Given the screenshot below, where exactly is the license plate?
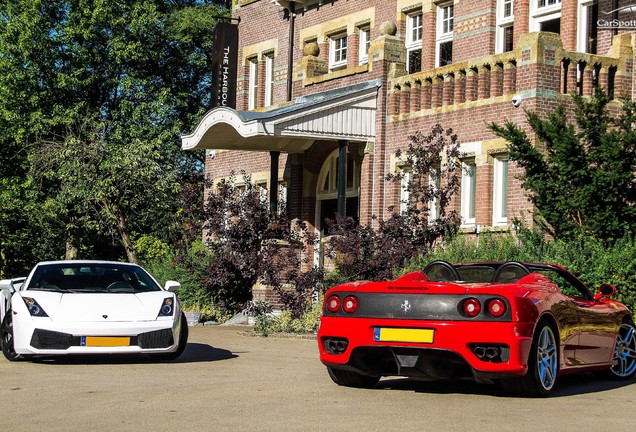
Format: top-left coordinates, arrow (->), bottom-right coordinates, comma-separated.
373,328 -> 434,343
81,336 -> 130,347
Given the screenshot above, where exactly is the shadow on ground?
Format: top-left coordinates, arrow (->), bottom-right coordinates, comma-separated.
31,343 -> 237,365
375,372 -> 636,398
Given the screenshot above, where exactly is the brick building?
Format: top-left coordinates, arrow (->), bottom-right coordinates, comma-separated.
182,0 -> 636,274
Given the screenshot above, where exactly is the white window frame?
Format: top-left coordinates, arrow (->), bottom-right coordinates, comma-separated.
329,33 -> 348,71
530,0 -> 561,32
460,160 -> 476,226
577,0 -> 597,53
436,2 -> 454,67
399,169 -> 411,215
406,11 -> 423,73
428,167 -> 440,222
264,53 -> 274,107
492,157 -> 509,226
257,182 -> 268,206
496,0 -> 515,54
278,181 -> 287,208
247,56 -> 258,110
359,27 -> 371,65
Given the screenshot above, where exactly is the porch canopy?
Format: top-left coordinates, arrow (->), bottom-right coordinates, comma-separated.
181,79 -> 380,153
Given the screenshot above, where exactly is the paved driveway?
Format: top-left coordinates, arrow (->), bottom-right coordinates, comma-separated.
1,325 -> 635,432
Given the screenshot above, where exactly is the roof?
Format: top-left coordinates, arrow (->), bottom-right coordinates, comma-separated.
181,79 -> 381,153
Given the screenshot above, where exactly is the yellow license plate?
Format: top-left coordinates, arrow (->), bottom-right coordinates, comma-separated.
373,328 -> 434,343
81,336 -> 130,347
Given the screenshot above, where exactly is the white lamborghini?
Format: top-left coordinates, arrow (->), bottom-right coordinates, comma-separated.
0,261 -> 188,361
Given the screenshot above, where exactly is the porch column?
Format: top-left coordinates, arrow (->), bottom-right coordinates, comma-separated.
337,140 -> 348,217
269,151 -> 280,214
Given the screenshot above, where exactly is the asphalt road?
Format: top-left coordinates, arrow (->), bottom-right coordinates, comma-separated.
2,325 -> 636,432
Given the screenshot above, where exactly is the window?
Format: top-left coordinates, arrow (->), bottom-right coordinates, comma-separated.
330,33 -> 348,71
358,27 -> 371,65
429,167 -> 441,222
460,161 -> 476,226
436,3 -> 454,67
406,12 -> 423,73
256,182 -> 268,206
400,169 -> 411,215
531,0 -> 561,33
496,0 -> 514,53
492,157 -> 509,225
264,53 -> 274,107
577,0 -> 598,54
247,56 -> 258,110
278,181 -> 287,208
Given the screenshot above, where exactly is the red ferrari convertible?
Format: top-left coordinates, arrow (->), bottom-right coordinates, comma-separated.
318,261 -> 636,396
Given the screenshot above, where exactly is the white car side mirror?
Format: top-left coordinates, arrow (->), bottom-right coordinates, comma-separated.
164,280 -> 181,292
0,279 -> 16,293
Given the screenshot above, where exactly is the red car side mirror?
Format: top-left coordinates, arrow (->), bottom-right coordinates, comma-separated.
594,283 -> 616,301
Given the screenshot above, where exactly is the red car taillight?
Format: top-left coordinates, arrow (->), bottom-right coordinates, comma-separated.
462,298 -> 481,317
487,299 -> 506,318
342,295 -> 359,314
326,295 -> 341,313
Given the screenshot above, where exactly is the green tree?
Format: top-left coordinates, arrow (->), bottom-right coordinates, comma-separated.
0,0 -> 224,266
489,89 -> 636,241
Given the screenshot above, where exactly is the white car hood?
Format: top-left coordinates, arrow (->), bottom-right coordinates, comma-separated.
22,291 -> 173,322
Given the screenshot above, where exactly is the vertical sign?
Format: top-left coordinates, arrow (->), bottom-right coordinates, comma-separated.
211,22 -> 238,109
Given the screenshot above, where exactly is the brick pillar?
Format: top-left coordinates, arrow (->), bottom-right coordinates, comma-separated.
513,0 -> 529,49
475,162 -> 494,227
289,154 -> 304,221
400,84 -> 411,114
431,76 -> 442,108
421,79 -> 432,109
466,68 -> 478,101
422,10 -> 436,71
600,66 -> 609,92
319,41 -> 329,64
582,64 -> 593,96
490,63 -> 504,97
348,33 -> 359,69
410,81 -> 422,111
567,60 -> 578,94
503,62 -> 516,94
454,71 -> 466,104
442,74 -> 454,106
561,0 -> 578,51
257,57 -> 266,108
478,66 -> 491,99
389,87 -> 400,115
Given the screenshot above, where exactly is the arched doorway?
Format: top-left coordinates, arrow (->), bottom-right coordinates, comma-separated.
315,148 -> 361,236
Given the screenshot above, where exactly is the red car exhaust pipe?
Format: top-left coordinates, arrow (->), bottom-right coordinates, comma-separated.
474,346 -> 486,358
486,347 -> 500,359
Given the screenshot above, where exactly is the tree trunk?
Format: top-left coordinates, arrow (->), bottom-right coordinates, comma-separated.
112,204 -> 138,264
65,221 -> 80,260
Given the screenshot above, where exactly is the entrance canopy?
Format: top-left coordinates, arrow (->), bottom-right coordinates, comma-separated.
181,79 -> 380,153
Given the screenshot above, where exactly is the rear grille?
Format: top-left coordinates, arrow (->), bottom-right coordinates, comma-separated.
138,328 -> 174,349
30,329 -> 74,349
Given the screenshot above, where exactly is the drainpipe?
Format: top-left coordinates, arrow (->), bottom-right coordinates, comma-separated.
612,0 -> 618,38
287,2 -> 295,101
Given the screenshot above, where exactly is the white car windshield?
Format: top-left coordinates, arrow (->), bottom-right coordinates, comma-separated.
26,263 -> 162,293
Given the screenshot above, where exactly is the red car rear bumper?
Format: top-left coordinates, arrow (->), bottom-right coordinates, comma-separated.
318,316 -> 535,378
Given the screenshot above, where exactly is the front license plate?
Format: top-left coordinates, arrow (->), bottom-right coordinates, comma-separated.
373,328 -> 434,343
81,336 -> 130,347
